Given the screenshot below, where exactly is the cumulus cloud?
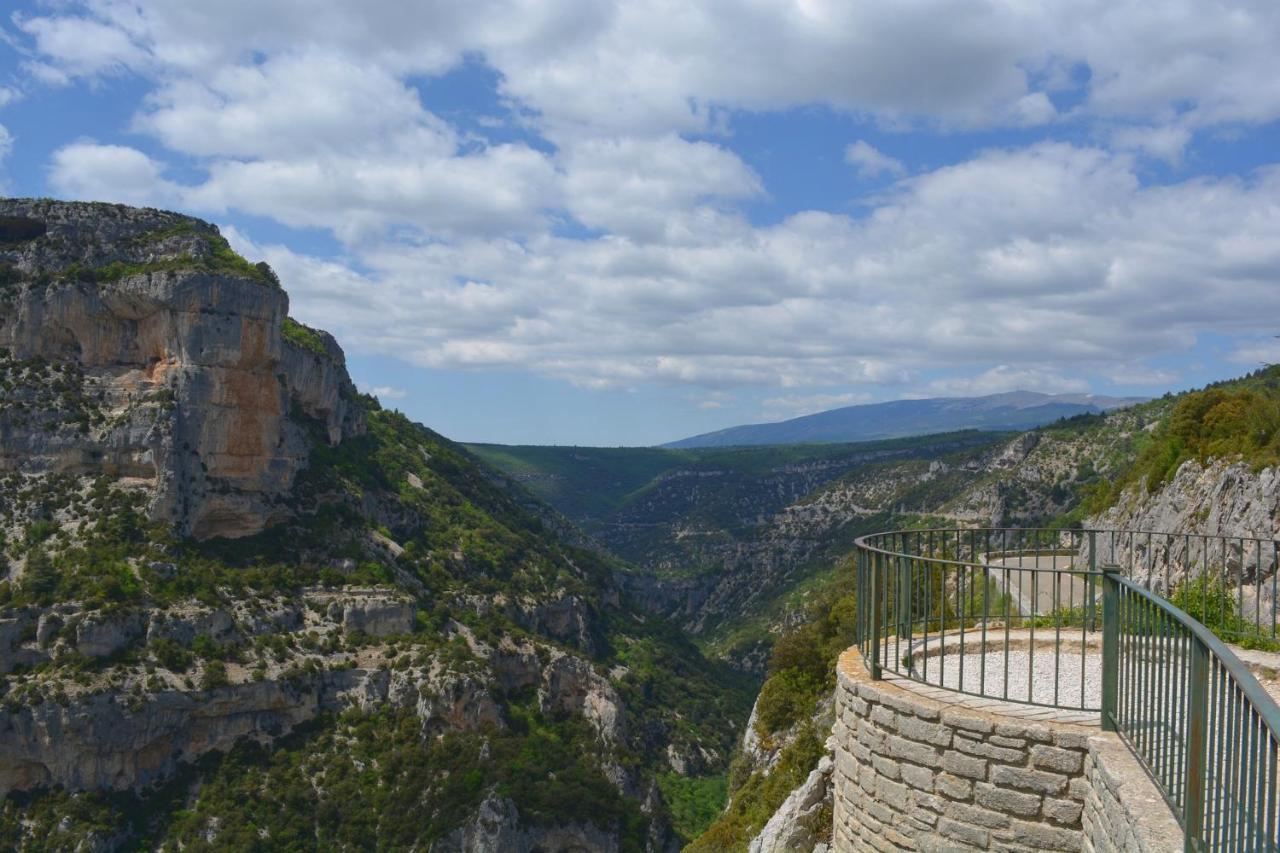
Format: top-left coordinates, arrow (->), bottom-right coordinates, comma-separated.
761,392 -> 873,418
367,385 -> 408,400
207,144 -> 1280,392
844,141 -> 905,179
21,0 -> 1280,137
15,2 -> 1280,399
49,142 -> 183,207
925,366 -> 1090,397
16,12 -> 148,84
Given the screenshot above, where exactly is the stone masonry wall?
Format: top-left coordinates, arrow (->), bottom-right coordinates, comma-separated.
833,647 -> 1186,852
833,648 -> 1091,852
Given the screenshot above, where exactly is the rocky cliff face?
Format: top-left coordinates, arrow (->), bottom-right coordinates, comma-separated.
0,201 -> 750,851
1091,458 -> 1280,543
0,199 -> 362,541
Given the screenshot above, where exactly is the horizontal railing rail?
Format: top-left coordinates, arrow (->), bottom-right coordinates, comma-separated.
853,527 -> 1280,852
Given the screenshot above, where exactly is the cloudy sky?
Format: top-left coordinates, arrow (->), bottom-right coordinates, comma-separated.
2,1 -> 1279,444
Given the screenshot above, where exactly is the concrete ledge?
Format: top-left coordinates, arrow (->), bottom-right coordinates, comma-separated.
1081,734 -> 1184,853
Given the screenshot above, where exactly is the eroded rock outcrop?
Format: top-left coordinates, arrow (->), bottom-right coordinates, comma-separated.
432,791 -> 621,853
0,199 -> 363,540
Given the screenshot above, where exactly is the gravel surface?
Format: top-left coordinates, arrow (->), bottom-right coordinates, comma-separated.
917,649 -> 1102,708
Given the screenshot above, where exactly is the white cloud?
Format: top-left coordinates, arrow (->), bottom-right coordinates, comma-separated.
207,144 -> 1277,393
16,3 -> 1280,399
48,142 -> 182,206
21,1 -> 1280,138
1227,340 -> 1280,366
761,392 -> 873,418
368,385 -> 408,400
925,366 -> 1091,397
1111,124 -> 1193,164
0,124 -> 12,192
16,12 -> 148,84
561,135 -> 761,241
844,141 -> 905,179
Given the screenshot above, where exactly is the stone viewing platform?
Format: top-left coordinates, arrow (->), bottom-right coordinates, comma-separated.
833,646 -> 1183,852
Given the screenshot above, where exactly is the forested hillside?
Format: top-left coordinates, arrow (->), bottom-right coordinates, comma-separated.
0,200 -> 753,851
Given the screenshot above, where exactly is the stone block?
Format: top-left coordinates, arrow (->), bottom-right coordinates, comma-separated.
974,782 -> 1041,816
885,734 -> 940,766
867,799 -> 897,825
912,703 -> 941,721
988,734 -> 1026,749
1042,796 -> 1083,825
899,714 -> 953,747
954,734 -> 1025,763
994,818 -> 1081,851
938,817 -> 989,848
995,720 -> 1052,742
871,704 -> 898,729
941,750 -> 988,780
936,772 -> 973,801
1030,744 -> 1084,774
1067,776 -> 1091,802
873,755 -> 902,781
902,763 -> 935,791
1052,729 -> 1091,751
909,807 -> 940,828
990,765 -> 1068,796
946,800 -> 1012,829
942,709 -> 995,734
878,776 -> 912,811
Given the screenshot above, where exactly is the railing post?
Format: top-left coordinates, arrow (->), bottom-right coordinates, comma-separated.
1087,529 -> 1098,632
869,551 -> 883,680
1101,564 -> 1119,732
1183,637 -> 1210,852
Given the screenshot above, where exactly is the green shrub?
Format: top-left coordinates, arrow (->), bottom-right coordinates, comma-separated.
282,315 -> 327,356
656,773 -> 728,842
200,660 -> 228,690
151,638 -> 193,672
686,724 -> 825,852
1125,379 -> 1280,496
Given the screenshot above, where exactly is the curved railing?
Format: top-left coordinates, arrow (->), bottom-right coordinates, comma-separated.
853,527 -> 1280,851
854,527 -> 1105,710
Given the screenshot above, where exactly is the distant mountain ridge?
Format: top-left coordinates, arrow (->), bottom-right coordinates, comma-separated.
663,390 -> 1147,448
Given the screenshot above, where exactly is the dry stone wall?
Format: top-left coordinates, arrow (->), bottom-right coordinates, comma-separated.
832,647 -> 1179,852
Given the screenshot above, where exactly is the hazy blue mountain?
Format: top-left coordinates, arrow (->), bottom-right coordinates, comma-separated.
663,390 -> 1147,448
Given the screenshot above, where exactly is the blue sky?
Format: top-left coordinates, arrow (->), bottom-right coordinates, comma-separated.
2,1 -> 1279,445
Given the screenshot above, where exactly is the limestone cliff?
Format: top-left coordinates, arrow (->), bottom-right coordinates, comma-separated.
0,199 -> 362,540
0,200 -> 750,851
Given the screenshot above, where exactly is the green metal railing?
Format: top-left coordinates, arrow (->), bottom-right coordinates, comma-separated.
855,528 -> 1105,710
853,527 -> 1280,852
1105,571 -> 1280,851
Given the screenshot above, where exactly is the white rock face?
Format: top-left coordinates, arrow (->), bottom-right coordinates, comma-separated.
539,652 -> 626,744
0,199 -> 364,540
74,610 -> 145,659
748,756 -> 833,853
1083,458 -> 1280,601
310,589 -> 417,637
431,792 -> 620,853
1092,458 -> 1280,544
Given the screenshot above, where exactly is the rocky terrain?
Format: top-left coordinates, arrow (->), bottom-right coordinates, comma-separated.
0,200 -> 753,851
479,406 -> 1162,671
